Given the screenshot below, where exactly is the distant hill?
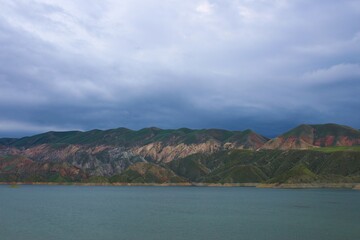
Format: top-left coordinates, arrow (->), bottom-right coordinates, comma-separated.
0,123 -> 359,184
262,123 -> 360,150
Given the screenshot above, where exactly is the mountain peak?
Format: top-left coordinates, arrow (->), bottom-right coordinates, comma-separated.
262,123 -> 360,149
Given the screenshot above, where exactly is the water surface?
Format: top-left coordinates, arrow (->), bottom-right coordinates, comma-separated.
0,185 -> 359,240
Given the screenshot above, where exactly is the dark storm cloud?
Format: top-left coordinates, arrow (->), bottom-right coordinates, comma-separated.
0,0 -> 360,137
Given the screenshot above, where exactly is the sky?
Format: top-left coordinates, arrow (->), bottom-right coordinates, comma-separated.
0,0 -> 360,138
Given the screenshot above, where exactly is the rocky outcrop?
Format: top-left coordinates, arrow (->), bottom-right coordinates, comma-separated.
131,140 -> 222,163
313,136 -> 360,147
130,131 -> 268,162
0,144 -> 145,179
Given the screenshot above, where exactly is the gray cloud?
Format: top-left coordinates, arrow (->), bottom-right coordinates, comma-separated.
0,0 -> 360,137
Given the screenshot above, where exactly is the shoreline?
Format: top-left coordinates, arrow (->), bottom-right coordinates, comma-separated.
1,182 -> 360,189
257,183 -> 360,190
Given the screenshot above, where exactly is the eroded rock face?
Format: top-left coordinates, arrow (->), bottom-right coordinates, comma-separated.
0,144 -> 145,179
0,146 -> 22,155
261,136 -> 314,150
262,135 -> 360,150
131,140 -> 223,163
130,132 -> 269,163
313,136 -> 360,147
24,144 -> 82,162
0,137 -> 267,181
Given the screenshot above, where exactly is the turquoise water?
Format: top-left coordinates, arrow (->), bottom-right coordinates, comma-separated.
0,185 -> 359,240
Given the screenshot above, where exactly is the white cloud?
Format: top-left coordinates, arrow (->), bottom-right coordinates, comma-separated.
196,1 -> 214,14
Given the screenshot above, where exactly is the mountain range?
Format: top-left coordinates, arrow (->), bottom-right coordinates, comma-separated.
1,123 -> 360,184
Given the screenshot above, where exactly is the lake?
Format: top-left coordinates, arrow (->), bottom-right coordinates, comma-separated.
0,185 -> 359,240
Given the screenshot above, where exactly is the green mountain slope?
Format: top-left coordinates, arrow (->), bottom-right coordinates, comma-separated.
109,162 -> 185,183
167,149 -> 360,184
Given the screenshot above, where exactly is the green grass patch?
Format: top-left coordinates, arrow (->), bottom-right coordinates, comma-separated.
311,146 -> 360,153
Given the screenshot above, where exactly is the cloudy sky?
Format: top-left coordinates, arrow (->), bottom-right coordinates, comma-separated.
0,0 -> 359,137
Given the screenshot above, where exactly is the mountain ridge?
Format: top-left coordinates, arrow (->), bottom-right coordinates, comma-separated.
1,123 -> 360,184
2,123 -> 360,150
1,127 -> 268,148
